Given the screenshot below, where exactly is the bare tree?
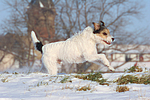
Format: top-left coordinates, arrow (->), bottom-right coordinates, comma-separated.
0,0 -> 57,68
55,0 -> 144,43
27,0 -> 57,43
0,0 -> 32,67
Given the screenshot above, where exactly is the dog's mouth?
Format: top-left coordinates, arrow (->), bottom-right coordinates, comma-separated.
103,40 -> 111,45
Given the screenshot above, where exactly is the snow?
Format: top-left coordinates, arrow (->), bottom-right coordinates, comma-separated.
111,62 -> 150,71
0,69 -> 150,100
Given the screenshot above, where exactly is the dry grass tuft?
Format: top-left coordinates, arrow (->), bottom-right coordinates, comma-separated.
116,86 -> 129,92
62,85 -> 73,90
77,85 -> 91,91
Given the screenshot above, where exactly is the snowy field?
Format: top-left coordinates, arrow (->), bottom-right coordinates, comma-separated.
0,68 -> 150,100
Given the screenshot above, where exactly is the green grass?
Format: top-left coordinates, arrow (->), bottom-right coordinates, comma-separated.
125,66 -> 143,73
114,74 -> 150,85
36,81 -> 49,87
75,72 -> 109,86
1,78 -> 8,83
60,76 -> 72,83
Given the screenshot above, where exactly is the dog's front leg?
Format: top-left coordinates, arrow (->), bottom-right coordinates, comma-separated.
96,54 -> 115,71
85,54 -> 115,71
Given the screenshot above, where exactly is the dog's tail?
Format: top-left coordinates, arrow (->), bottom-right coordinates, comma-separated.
31,31 -> 43,53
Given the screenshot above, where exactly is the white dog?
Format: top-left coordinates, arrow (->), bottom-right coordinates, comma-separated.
31,21 -> 115,75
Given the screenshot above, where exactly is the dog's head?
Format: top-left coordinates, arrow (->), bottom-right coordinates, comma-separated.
93,21 -> 114,45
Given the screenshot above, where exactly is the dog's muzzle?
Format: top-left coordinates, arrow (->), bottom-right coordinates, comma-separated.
103,40 -> 111,45
103,38 -> 114,45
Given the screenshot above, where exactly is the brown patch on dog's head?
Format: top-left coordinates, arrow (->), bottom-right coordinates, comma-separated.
95,29 -> 110,40
93,21 -> 110,38
93,21 -> 114,45
93,21 -> 107,33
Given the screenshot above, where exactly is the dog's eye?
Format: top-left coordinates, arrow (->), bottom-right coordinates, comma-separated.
103,32 -> 107,35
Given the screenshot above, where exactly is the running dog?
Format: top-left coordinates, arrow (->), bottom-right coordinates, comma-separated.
31,21 -> 115,75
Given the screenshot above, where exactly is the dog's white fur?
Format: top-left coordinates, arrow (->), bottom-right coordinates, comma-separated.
31,26 -> 115,75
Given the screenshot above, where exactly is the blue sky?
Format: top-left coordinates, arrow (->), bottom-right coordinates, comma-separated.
143,0 -> 150,27
123,0 -> 150,33
0,0 -> 150,36
137,0 -> 150,30
0,1 -> 10,23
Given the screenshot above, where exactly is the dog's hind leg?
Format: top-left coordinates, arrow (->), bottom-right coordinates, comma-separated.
47,62 -> 57,75
42,56 -> 57,75
40,63 -> 48,73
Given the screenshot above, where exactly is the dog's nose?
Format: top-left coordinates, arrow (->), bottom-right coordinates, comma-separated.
112,38 -> 115,41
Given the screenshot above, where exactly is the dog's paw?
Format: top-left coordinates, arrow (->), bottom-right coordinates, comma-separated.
108,66 -> 115,72
110,69 -> 115,72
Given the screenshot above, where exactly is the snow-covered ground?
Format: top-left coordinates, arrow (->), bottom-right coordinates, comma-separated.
0,68 -> 150,100
111,62 -> 150,71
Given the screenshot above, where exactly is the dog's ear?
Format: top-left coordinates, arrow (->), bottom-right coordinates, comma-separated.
92,22 -> 100,30
100,21 -> 105,26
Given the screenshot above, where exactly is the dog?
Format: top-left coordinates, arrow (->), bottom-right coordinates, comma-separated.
31,21 -> 115,75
